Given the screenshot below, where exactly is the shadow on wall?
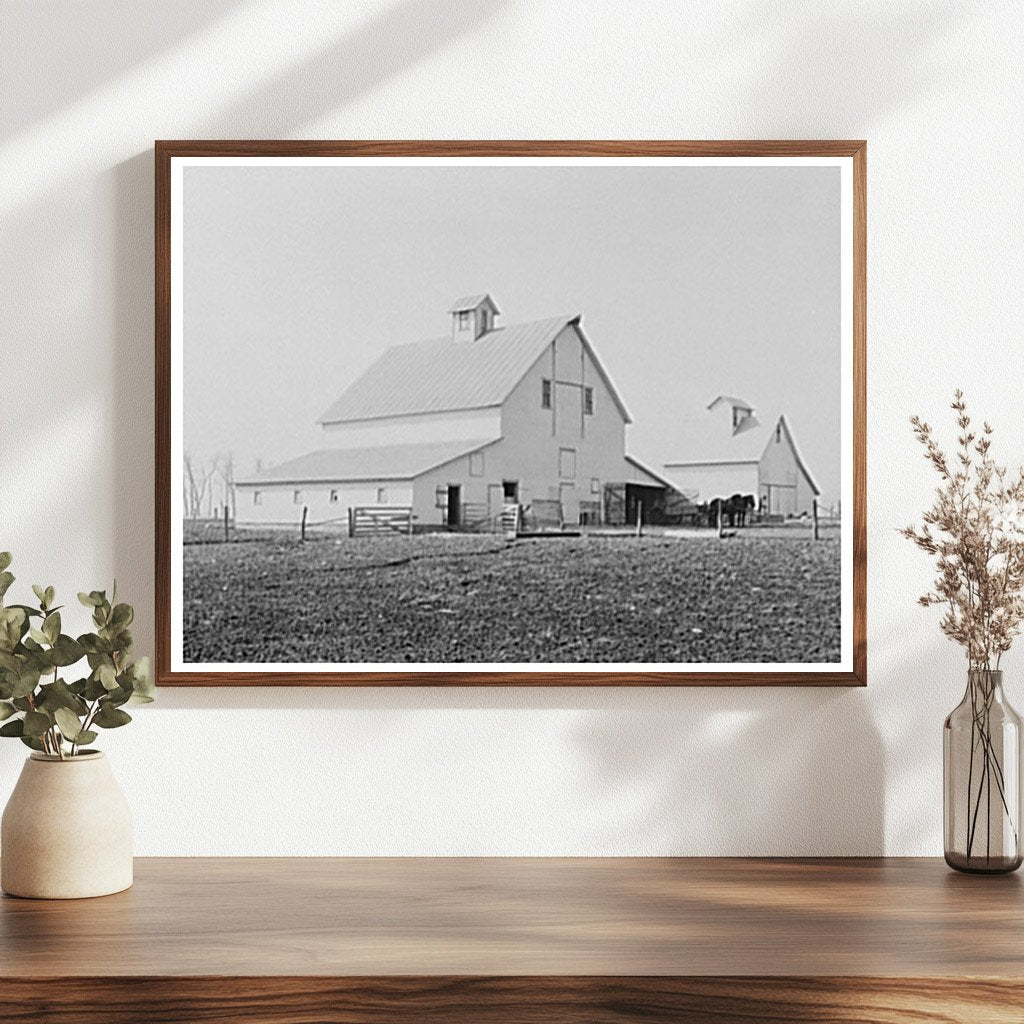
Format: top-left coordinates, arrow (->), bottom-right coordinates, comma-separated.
571,687 -> 885,855
0,2 -> 243,138
102,0 -> 507,656
147,680 -> 886,856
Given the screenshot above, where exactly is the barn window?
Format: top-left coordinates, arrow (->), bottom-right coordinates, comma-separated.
253,491 -> 262,506
458,310 -> 471,328
292,490 -> 302,505
469,451 -> 485,477
541,378 -> 552,409
584,387 -> 594,416
480,309 -> 490,332
329,489 -> 339,504
591,477 -> 601,495
559,448 -> 576,480
376,487 -> 388,504
775,423 -> 782,443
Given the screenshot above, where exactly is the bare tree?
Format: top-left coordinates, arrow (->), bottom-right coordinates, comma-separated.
183,452 -> 216,520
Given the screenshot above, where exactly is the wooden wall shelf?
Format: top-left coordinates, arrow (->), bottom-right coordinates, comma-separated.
1,857 -> 1021,1022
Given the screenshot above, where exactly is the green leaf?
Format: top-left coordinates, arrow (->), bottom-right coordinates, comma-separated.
7,604 -> 42,619
92,705 -> 131,729
83,675 -> 108,701
0,572 -> 14,601
42,611 -> 60,644
0,607 -> 26,651
127,657 -> 153,698
78,592 -> 100,608
0,719 -> 24,737
79,634 -> 112,655
31,584 -> 46,606
110,603 -> 133,630
44,586 -> 55,608
19,734 -> 45,752
49,635 -> 85,668
104,684 -> 132,708
53,707 -> 84,741
11,665 -> 41,699
98,663 -> 118,690
36,678 -> 88,716
22,711 -> 51,738
0,701 -> 16,721
28,627 -> 49,646
74,730 -> 97,747
0,553 -> 11,573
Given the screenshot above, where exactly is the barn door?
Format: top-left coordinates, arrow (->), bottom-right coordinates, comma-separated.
447,484 -> 461,526
559,483 -> 579,526
487,484 -> 504,520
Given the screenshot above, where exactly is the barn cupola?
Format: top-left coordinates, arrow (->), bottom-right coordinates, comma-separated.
707,394 -> 757,435
449,294 -> 500,341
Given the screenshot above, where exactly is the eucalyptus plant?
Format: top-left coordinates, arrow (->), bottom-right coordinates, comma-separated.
0,552 -> 153,759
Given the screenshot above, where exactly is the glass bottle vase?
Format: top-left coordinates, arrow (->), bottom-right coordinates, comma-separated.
944,669 -> 1023,873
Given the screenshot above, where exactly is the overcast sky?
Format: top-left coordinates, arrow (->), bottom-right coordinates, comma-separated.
183,162 -> 841,504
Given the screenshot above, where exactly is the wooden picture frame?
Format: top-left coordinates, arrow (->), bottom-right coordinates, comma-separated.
156,140 -> 866,686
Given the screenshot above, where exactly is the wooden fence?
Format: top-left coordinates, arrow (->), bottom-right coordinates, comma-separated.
347,506 -> 414,538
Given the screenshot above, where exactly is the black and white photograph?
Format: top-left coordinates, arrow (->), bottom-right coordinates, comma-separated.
161,146 -> 862,683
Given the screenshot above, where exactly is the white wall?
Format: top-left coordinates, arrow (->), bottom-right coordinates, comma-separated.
2,0 -> 1022,855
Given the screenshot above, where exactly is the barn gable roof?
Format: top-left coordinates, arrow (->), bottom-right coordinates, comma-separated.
318,315 -> 632,424
236,439 -> 496,485
665,409 -> 821,496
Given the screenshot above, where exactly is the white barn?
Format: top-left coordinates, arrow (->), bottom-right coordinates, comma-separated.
662,395 -> 821,516
235,295 -> 668,529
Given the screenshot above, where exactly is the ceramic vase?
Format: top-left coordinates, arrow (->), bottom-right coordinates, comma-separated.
1,751 -> 133,898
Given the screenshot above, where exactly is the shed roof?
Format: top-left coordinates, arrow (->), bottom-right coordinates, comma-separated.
318,315 -> 631,424
236,439 -> 495,486
666,409 -> 772,465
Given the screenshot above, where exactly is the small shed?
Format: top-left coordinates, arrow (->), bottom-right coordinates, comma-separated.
662,395 -> 821,516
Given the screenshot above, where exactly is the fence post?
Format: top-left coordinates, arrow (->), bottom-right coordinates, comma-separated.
812,498 -> 820,541
223,504 -> 230,543
301,505 -> 308,542
635,500 -> 643,539
717,501 -> 723,539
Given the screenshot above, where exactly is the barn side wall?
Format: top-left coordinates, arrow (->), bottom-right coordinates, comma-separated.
235,479 -> 415,528
495,323 -> 631,522
758,425 -> 817,515
661,461 -> 759,502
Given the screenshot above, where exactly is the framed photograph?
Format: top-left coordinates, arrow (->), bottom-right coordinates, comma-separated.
156,141 -> 865,686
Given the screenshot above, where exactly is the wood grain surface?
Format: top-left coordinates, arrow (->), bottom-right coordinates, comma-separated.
1,857 -> 1020,1023
154,139 -> 867,688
